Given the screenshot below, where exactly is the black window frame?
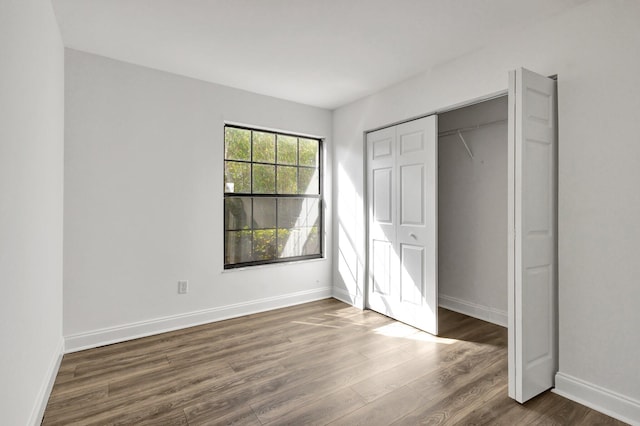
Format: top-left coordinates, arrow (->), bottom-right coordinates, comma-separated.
223,124 -> 323,269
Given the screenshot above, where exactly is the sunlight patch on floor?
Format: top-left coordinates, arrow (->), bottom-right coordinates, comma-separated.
291,321 -> 341,329
373,322 -> 458,344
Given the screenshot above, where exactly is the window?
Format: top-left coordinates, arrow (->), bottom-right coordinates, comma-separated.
224,125 -> 322,268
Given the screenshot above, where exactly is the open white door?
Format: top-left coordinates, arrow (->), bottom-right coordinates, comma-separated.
366,115 -> 438,335
508,68 -> 558,403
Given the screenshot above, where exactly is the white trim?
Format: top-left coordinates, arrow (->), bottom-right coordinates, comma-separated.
507,69 -> 517,400
439,294 -> 507,327
332,287 -> 363,308
29,337 -> 64,426
65,287 -> 331,353
554,372 -> 640,425
223,120 -> 324,140
221,256 -> 327,274
364,90 -> 508,134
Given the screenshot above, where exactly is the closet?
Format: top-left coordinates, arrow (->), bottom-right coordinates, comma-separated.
437,96 -> 508,327
365,98 -> 508,338
365,68 -> 558,404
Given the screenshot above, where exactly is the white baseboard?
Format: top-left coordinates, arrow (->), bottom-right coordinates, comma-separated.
332,287 -> 363,309
65,287 -> 332,353
30,336 -> 64,426
554,372 -> 640,425
438,294 -> 507,327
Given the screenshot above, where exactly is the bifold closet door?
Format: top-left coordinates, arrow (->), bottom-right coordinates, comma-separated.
508,68 -> 558,403
367,115 -> 438,335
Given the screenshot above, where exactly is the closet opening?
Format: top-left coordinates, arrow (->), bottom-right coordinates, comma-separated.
437,95 -> 509,337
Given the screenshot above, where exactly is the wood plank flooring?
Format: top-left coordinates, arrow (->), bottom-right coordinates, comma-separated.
43,298 -> 626,425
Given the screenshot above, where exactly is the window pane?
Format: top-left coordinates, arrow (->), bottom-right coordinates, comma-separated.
277,198 -> 319,229
225,127 -> 251,161
277,228 -> 296,258
299,198 -> 320,228
225,161 -> 251,193
277,166 -> 297,194
299,138 -> 318,166
298,167 -> 319,194
276,199 -> 320,258
254,229 -> 276,261
277,198 -> 304,229
253,197 -> 276,229
253,164 -> 275,193
253,131 -> 275,164
225,197 -> 251,230
277,227 -> 319,258
277,135 -> 297,165
302,226 -> 320,255
225,230 -> 252,264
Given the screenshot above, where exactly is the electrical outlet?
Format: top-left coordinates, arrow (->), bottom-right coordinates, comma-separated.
178,280 -> 188,294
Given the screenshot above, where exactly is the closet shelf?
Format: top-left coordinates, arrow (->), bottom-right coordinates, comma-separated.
438,118 -> 507,138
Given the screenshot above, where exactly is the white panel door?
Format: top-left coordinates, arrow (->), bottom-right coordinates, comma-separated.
367,126 -> 397,304
508,68 -> 558,403
367,115 -> 438,335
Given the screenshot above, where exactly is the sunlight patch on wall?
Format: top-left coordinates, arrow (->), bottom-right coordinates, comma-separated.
336,163 -> 364,297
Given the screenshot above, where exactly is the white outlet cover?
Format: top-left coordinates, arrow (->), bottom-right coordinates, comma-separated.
178,280 -> 188,294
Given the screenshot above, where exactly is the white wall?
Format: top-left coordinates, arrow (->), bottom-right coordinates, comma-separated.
64,49 -> 333,350
0,1 -> 65,424
438,97 -> 508,326
333,0 -> 640,422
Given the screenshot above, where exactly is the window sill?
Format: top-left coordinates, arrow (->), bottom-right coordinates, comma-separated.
221,256 -> 327,273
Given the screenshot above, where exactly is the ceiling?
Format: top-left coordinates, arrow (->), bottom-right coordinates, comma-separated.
52,0 -> 589,109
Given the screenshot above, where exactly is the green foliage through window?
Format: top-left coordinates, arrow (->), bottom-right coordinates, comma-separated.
224,125 -> 322,268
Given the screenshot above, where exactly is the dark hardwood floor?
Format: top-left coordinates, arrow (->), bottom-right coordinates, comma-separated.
43,298 -> 626,425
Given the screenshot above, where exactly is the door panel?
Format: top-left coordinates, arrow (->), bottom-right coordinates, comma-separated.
373,138 -> 393,158
373,168 -> 393,223
399,131 -> 424,154
367,126 -> 397,316
525,141 -> 552,233
396,116 -> 438,334
367,115 -> 438,335
400,244 -> 424,305
508,67 -> 557,403
372,240 -> 392,295
524,265 -> 551,363
400,164 -> 424,225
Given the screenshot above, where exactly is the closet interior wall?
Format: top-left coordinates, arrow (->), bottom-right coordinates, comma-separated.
437,96 -> 508,326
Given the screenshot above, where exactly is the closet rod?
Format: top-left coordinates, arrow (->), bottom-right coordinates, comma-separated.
438,118 -> 508,138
